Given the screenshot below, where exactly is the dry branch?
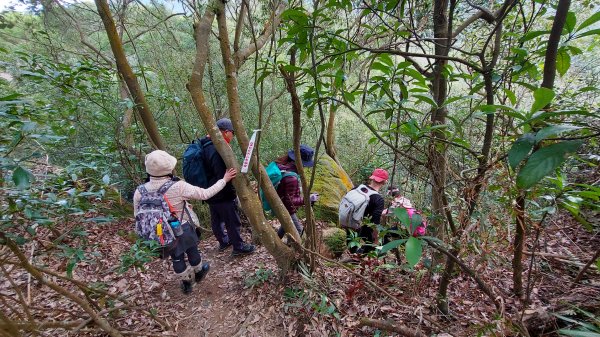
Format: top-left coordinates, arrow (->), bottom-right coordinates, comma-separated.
358,317 -> 424,337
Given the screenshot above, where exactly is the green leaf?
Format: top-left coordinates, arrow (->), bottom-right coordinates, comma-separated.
516,140 -> 583,189
574,28 -> 600,39
376,53 -> 394,67
1,93 -> 22,101
535,125 -> 581,143
557,330 -> 600,337
393,207 -> 410,226
564,11 -> 576,34
371,62 -> 391,75
520,30 -> 550,42
556,48 -> 571,77
379,238 -> 407,255
413,94 -> 437,108
12,166 -> 33,189
576,11 -> 600,32
530,87 -> 555,113
508,134 -> 535,170
342,91 -> 355,104
405,237 -> 422,267
503,88 -> 517,105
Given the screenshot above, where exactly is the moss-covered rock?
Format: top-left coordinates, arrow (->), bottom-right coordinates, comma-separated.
308,154 -> 353,223
321,227 -> 347,258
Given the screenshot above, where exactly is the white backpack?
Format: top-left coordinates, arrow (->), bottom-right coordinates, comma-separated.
338,184 -> 378,229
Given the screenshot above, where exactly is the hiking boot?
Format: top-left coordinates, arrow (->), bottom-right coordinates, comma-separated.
181,280 -> 193,294
231,243 -> 255,257
194,262 -> 210,282
218,241 -> 232,252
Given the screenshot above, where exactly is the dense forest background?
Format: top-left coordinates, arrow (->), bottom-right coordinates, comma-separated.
1,0 -> 599,336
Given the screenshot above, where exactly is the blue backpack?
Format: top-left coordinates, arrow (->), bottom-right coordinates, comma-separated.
182,139 -> 212,188
260,161 -> 300,212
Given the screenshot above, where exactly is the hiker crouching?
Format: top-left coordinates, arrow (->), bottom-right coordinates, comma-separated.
339,168 -> 388,254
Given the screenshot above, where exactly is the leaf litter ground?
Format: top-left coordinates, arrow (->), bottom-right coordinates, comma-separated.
2,211 -> 598,336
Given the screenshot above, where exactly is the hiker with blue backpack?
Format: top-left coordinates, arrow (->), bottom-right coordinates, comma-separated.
133,150 -> 237,294
267,144 -> 318,239
183,118 -> 255,256
338,168 -> 388,254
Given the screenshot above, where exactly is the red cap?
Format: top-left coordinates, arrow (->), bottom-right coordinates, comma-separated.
369,168 -> 389,183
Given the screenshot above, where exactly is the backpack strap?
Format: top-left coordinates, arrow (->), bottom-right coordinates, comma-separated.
137,185 -> 149,195
156,179 -> 177,195
277,171 -> 300,189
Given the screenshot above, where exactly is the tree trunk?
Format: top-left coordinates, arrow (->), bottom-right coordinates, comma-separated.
325,89 -> 338,162
187,1 -> 295,272
513,0 -> 571,297
430,0 -> 452,314
94,0 -> 165,150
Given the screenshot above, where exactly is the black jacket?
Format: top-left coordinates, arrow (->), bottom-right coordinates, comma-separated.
199,137 -> 236,204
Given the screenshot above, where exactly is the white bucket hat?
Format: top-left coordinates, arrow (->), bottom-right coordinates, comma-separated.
145,150 -> 177,176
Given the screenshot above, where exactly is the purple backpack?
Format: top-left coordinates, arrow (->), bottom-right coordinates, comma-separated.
135,180 -> 177,257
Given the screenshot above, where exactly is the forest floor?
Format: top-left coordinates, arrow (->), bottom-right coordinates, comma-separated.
3,210 -> 599,336
103,212 -> 600,336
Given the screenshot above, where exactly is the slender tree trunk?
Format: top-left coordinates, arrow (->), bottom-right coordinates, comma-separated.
188,1 -> 295,271
541,0 -> 571,91
325,89 -> 338,162
94,0 -> 165,150
280,49 -> 318,271
512,0 -> 570,297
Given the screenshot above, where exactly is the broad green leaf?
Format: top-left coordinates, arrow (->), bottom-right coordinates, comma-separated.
530,87 -> 555,113
13,166 -> 33,189
413,94 -> 437,108
376,53 -> 394,67
520,30 -> 550,42
334,69 -> 345,88
1,93 -> 22,101
476,104 -> 517,114
557,330 -> 600,337
556,48 -> 571,77
508,134 -> 535,170
576,11 -> 600,32
521,110 -> 595,126
535,125 -> 581,143
371,62 -> 391,75
503,88 -> 517,105
516,140 -> 583,189
393,207 -> 410,226
342,91 -> 355,104
405,237 -> 422,267
379,238 -> 407,255
564,12 -> 576,34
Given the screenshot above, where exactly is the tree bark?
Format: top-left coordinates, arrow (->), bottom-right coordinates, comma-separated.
541,0 -> 571,91
188,1 -> 295,271
513,0 -> 571,297
95,0 -> 165,150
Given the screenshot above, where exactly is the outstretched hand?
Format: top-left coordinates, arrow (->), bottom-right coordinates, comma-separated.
223,168 -> 237,182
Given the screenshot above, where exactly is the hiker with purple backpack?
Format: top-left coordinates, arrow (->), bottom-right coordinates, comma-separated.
133,150 -> 237,294
272,144 -> 319,239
